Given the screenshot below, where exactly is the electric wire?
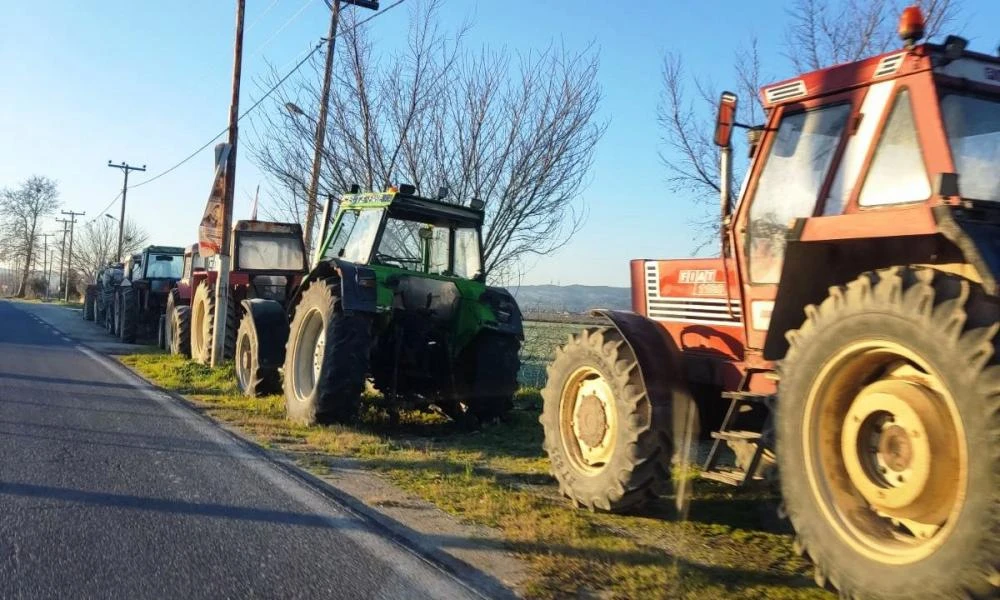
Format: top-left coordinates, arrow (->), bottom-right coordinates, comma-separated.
92,0 -> 407,218
244,0 -> 281,33
247,0 -> 317,60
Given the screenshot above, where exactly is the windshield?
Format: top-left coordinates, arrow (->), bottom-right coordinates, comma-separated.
144,254 -> 183,279
328,208 -> 383,263
236,233 -> 305,271
941,93 -> 1000,201
375,218 -> 482,279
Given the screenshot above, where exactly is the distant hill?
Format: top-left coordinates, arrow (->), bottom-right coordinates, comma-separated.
509,284 -> 631,314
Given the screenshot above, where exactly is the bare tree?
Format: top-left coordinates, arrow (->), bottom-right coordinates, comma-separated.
249,0 -> 604,281
71,217 -> 149,291
660,0 -> 961,249
0,176 -> 60,297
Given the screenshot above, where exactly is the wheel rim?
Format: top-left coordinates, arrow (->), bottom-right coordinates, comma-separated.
559,366 -> 618,474
292,308 -> 325,402
236,330 -> 251,391
802,340 -> 967,564
191,297 -> 205,356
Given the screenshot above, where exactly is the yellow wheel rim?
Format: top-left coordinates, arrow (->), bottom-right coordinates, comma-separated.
802,339 -> 967,564
559,366 -> 618,474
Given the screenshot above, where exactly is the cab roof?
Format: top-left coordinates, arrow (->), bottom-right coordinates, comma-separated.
759,43 -> 1000,109
341,191 -> 484,228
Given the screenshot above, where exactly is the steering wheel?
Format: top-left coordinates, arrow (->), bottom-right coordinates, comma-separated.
374,253 -> 422,269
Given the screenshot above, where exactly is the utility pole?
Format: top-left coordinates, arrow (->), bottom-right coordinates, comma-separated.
55,218 -> 69,295
61,210 -> 85,302
211,0 -> 245,368
107,161 -> 146,262
39,233 -> 55,300
303,0 -> 379,259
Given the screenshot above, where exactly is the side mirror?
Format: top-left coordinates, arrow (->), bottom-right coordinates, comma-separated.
418,228 -> 433,240
714,92 -> 738,148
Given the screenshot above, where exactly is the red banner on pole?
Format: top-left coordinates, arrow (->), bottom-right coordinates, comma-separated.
198,143 -> 232,257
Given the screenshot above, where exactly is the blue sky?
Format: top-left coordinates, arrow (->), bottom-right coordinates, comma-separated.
2,1 -> 997,286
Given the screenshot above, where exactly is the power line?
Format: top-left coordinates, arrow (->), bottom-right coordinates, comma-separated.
244,0 -> 281,33
119,0 -> 406,194
247,0 -> 317,60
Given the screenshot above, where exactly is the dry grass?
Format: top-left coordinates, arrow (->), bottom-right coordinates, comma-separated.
120,351 -> 832,600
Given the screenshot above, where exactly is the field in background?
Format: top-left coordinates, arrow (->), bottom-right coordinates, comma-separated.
519,320 -> 587,388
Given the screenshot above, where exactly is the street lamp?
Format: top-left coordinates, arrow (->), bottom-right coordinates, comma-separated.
284,102 -> 308,119
105,214 -> 118,221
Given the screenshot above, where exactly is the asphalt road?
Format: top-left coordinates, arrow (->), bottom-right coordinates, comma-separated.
0,300 -> 482,600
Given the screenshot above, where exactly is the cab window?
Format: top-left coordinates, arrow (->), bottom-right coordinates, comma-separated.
748,103 -> 851,283
859,90 -> 930,207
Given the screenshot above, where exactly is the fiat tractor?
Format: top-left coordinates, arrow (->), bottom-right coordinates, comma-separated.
238,185 -> 522,424
162,243 -> 204,355
180,220 -> 308,369
540,8 -> 999,599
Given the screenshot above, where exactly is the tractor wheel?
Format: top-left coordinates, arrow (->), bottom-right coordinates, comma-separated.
454,333 -> 521,423
83,290 -> 95,321
156,315 -> 167,350
235,316 -> 280,397
540,327 -> 672,512
778,267 -> 1000,600
283,279 -> 370,425
104,294 -> 116,334
164,290 -> 178,354
118,287 -> 137,343
170,306 -> 192,357
191,282 -> 236,365
95,293 -> 107,323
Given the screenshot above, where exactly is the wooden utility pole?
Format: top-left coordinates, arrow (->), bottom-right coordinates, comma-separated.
61,210 -> 85,302
107,161 -> 146,262
303,0 -> 379,259
39,233 -> 55,299
211,0 -> 245,368
55,218 -> 69,295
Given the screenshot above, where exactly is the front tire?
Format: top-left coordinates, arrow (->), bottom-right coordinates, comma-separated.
83,289 -> 96,321
778,267 -> 999,599
283,279 -> 370,425
170,306 -> 192,357
540,327 -> 673,512
236,316 -> 280,397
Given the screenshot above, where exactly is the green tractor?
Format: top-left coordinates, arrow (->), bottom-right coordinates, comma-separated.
237,185 -> 523,425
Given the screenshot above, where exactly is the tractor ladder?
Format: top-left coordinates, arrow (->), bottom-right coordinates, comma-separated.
701,388 -> 774,487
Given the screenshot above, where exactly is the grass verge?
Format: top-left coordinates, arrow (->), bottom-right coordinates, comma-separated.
120,352 -> 832,600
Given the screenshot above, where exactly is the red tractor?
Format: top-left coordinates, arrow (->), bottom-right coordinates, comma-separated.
163,243 -> 205,355
170,221 -> 307,377
540,9 -> 999,599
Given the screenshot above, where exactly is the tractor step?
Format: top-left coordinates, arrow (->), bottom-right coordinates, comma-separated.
721,391 -> 773,404
700,469 -> 752,486
710,430 -> 762,442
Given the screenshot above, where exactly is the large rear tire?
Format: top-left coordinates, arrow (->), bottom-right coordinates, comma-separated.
236,316 -> 280,397
283,279 -> 370,425
119,287 -> 137,343
191,282 -> 236,364
778,267 -> 999,599
540,327 -> 673,512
